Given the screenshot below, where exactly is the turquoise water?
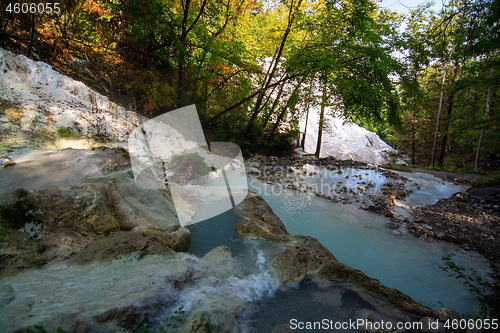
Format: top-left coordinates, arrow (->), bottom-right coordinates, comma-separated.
248,178 -> 491,316
0,149 -> 491,331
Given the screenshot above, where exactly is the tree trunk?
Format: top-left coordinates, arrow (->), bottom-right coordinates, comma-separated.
267,78 -> 304,142
438,64 -> 458,167
239,0 -> 303,139
411,121 -> 416,165
267,105 -> 290,143
177,0 -> 208,107
1,12 -> 13,47
207,73 -> 301,124
301,107 -> 310,149
301,77 -> 314,149
431,65 -> 446,168
475,68 -> 494,170
314,82 -> 327,158
26,14 -> 35,58
262,82 -> 286,130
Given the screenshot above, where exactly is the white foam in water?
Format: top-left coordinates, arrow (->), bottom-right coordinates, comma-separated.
174,248 -> 279,314
0,247 -> 281,332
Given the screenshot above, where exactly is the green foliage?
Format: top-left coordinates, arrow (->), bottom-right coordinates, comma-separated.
56,127 -> 76,138
168,153 -> 211,184
161,306 -> 185,332
32,326 -> 48,333
136,306 -> 185,333
169,153 -> 210,175
392,0 -> 500,170
439,254 -> 498,318
470,172 -> 500,188
3,0 -> 498,160
138,323 -> 149,333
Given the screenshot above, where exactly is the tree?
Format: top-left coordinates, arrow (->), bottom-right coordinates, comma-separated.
475,68 -> 494,170
431,65 -> 446,168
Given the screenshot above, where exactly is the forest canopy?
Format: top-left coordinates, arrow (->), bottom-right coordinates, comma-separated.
0,0 -> 498,170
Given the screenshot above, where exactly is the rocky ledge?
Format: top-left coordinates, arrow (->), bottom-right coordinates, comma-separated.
0,148 -> 190,277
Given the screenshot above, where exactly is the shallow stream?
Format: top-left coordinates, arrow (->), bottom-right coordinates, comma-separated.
247,166 -> 491,316
0,151 -> 493,332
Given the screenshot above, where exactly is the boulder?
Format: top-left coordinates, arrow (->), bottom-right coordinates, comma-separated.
0,156 -> 15,168
0,171 -> 188,276
178,302 -> 244,333
437,307 -> 459,322
235,191 -> 289,241
235,216 -> 289,241
272,236 -> 337,284
385,222 -> 399,230
195,245 -> 237,279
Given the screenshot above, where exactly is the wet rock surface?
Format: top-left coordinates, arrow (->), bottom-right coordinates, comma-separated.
386,164 -> 485,185
234,190 -> 290,242
318,261 -> 436,320
178,312 -> 214,333
272,236 -> 337,283
66,228 -> 181,265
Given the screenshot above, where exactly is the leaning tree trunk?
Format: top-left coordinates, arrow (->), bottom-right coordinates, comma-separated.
475,68 -> 494,170
411,121 -> 416,165
301,107 -> 310,149
431,65 -> 446,168
267,77 -> 304,142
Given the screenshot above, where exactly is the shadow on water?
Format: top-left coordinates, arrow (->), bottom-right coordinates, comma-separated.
186,209 -> 246,257
247,279 -> 390,333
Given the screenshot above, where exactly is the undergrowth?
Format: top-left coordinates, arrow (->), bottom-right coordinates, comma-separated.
470,172 -> 500,188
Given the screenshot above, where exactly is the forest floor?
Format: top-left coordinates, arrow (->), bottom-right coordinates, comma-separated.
385,164 -> 486,185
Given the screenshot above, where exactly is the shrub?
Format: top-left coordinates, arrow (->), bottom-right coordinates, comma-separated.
168,153 -> 211,184
56,127 -> 76,138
